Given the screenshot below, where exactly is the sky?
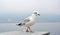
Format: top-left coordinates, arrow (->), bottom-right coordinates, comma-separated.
0,0 -> 60,22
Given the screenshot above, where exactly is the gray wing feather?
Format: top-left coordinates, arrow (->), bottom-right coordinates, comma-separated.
24,18 -> 30,23
17,18 -> 30,26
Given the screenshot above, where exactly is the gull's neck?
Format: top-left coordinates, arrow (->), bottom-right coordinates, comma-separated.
32,14 -> 36,19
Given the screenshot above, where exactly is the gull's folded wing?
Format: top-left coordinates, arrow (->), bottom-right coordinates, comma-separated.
17,18 -> 30,26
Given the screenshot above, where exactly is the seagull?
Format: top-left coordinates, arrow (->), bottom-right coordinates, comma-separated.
17,11 -> 40,32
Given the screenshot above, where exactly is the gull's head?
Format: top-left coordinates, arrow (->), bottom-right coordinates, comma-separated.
33,11 -> 40,16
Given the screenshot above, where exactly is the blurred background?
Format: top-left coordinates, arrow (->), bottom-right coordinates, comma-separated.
0,0 -> 60,35
0,0 -> 60,23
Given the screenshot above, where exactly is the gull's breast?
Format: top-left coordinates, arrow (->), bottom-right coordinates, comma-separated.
25,19 -> 36,27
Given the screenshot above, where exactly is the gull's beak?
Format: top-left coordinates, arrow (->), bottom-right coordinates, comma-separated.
38,14 -> 40,16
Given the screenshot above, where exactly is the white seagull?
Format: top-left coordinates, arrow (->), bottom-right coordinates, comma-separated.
17,11 -> 40,32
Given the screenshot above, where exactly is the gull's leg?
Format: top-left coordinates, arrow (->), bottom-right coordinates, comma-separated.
26,27 -> 29,32
28,27 -> 32,32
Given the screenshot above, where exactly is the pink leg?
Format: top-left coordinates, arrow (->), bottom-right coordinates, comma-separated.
28,27 -> 32,32
26,27 -> 32,32
26,28 -> 29,32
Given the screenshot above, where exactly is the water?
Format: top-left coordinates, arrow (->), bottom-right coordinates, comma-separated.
0,22 -> 60,35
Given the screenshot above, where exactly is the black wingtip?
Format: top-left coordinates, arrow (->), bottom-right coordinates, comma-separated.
18,24 -> 21,26
16,23 -> 22,26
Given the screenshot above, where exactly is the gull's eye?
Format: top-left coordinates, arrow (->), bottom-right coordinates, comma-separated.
34,12 -> 37,14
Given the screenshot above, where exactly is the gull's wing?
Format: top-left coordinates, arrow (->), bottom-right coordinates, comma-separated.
24,18 -> 30,23
17,18 -> 31,26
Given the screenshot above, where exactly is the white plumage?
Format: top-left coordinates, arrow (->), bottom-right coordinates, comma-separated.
17,11 -> 40,32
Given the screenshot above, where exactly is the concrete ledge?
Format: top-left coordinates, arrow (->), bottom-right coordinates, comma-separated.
0,31 -> 50,35
42,32 -> 50,35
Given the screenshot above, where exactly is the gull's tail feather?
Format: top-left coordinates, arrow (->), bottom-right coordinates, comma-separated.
17,23 -> 25,26
17,23 -> 22,26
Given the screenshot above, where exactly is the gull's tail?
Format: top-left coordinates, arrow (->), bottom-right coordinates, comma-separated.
18,23 -> 22,26
16,23 -> 25,26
